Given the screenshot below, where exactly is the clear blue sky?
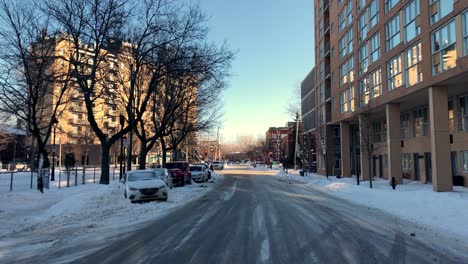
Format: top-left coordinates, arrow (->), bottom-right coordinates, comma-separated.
199,0 -> 315,142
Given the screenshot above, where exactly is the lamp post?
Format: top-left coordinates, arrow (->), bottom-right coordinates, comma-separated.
51,116 -> 59,181
119,115 -> 125,180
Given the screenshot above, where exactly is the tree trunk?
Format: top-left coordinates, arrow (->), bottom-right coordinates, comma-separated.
161,139 -> 167,168
99,143 -> 111,184
36,144 -> 49,193
139,144 -> 148,170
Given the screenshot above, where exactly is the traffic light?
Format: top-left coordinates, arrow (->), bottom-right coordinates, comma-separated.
204,150 -> 208,157
269,151 -> 273,157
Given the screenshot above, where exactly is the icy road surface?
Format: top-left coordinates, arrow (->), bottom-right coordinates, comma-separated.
17,166 -> 468,263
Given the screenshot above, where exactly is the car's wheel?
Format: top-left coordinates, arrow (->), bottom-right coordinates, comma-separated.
162,197 -> 168,201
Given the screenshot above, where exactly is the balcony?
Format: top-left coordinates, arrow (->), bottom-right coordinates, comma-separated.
68,118 -> 87,125
69,106 -> 86,113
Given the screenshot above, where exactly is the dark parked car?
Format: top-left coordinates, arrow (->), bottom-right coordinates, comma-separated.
165,161 -> 191,187
310,161 -> 317,173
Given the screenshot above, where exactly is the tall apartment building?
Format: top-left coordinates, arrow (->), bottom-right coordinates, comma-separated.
35,35 -> 138,166
311,0 -> 468,190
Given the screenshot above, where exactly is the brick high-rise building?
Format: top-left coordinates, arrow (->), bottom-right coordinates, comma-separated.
311,0 -> 468,190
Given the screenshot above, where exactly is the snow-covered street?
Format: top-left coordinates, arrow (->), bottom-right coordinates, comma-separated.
0,171 -> 223,263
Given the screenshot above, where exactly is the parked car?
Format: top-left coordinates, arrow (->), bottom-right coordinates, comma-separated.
189,165 -> 208,182
310,161 -> 317,173
212,161 -> 224,170
151,168 -> 173,189
124,170 -> 168,202
165,161 -> 191,187
195,163 -> 211,179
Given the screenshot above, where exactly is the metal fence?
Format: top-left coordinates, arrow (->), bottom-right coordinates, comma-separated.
0,165 -> 141,192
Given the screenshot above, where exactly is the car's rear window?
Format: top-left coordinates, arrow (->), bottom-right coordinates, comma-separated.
127,172 -> 157,181
166,163 -> 184,169
190,166 -> 202,171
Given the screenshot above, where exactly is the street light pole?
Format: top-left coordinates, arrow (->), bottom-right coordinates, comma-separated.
51,117 -> 59,181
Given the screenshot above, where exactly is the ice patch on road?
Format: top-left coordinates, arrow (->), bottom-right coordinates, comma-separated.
223,180 -> 238,201
260,238 -> 270,263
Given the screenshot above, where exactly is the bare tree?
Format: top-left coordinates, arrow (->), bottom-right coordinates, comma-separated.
285,82 -> 301,117
132,4 -> 234,168
44,0 -> 180,184
359,114 -> 382,189
0,0 -> 73,192
0,113 -> 15,153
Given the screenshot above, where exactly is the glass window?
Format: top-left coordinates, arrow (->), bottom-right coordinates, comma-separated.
339,9 -> 345,32
386,14 -> 400,51
400,113 -> 410,138
461,151 -> 468,172
430,0 -> 454,25
339,29 -> 353,58
339,1 -> 353,32
358,12 -> 368,43
340,56 -> 355,85
401,153 -> 411,173
369,33 -> 380,64
412,108 -> 428,137
463,11 -> 468,56
432,20 -> 456,75
357,0 -> 366,11
340,86 -> 355,113
459,95 -> 468,132
405,42 -> 423,87
357,1 -> 379,43
385,0 -> 399,13
347,1 -> 353,25
403,0 -> 420,42
359,44 -> 368,75
387,55 -> 403,91
369,0 -> 379,28
360,68 -> 381,106
372,121 -> 382,143
448,100 -> 454,133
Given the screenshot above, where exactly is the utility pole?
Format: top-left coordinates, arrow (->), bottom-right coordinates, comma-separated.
294,112 -> 299,170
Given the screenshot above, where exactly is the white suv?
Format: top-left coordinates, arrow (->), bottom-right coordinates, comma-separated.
212,161 -> 224,170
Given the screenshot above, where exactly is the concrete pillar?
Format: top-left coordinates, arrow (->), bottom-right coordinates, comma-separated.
340,121 -> 351,177
359,115 -> 370,181
386,103 -> 403,184
429,86 -> 452,192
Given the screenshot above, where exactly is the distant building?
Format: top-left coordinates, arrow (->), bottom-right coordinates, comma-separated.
0,126 -> 27,166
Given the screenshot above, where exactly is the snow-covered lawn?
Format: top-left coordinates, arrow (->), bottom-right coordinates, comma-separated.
275,169 -> 468,242
0,172 -> 223,263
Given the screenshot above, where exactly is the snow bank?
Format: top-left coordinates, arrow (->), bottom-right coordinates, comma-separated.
275,171 -> 468,241
0,172 -> 224,262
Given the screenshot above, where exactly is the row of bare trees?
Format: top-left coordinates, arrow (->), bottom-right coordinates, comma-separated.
0,0 -> 234,187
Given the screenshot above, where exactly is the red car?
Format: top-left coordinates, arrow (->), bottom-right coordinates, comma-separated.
165,161 -> 191,187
